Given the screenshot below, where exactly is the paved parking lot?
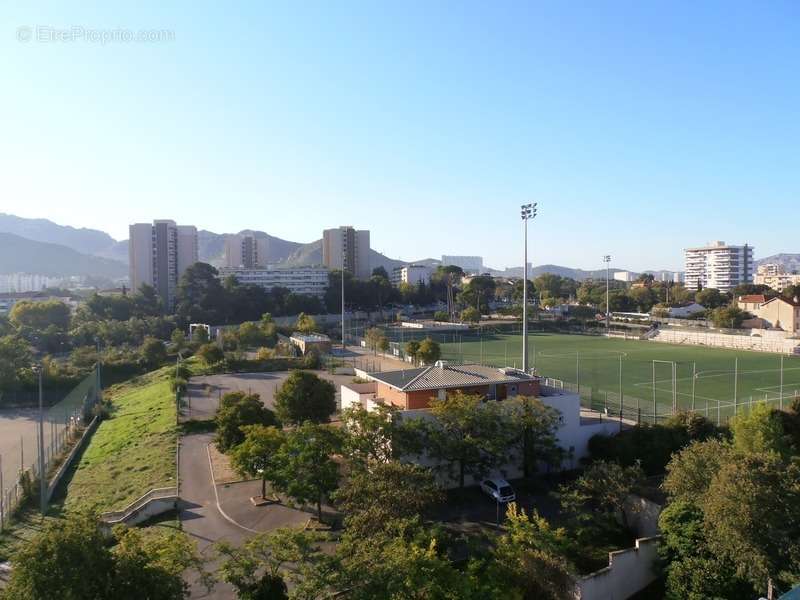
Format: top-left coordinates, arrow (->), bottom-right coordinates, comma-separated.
182,370 -> 359,422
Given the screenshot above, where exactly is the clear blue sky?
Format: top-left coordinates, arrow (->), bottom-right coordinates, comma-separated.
2,1 -> 798,271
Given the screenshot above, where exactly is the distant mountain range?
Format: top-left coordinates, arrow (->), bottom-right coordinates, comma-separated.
0,232 -> 127,278
3,213 -> 794,283
756,254 -> 800,273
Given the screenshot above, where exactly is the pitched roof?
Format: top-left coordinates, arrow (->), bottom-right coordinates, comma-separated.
763,295 -> 800,308
369,363 -> 535,392
738,295 -> 767,304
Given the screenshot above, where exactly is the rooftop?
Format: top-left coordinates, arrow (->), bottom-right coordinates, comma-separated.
738,295 -> 767,304
368,362 -> 536,392
290,332 -> 331,342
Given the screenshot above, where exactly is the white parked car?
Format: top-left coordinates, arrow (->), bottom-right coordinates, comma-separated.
480,478 -> 516,503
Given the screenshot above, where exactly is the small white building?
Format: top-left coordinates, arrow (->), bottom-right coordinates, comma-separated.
665,303 -> 706,318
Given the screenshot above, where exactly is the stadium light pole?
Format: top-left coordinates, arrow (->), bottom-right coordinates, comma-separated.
603,255 -> 611,334
521,203 -> 537,373
33,364 -> 46,515
341,270 -> 345,351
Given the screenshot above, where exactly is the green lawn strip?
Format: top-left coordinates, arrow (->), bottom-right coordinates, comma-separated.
62,366 -> 177,515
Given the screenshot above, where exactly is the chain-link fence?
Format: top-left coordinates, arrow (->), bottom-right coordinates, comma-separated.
0,366 -> 99,530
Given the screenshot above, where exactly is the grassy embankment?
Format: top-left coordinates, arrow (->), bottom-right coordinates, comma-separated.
0,364 -> 180,559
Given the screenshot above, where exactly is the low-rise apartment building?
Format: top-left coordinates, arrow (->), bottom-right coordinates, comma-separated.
341,363 -> 623,485
737,294 -> 768,313
752,296 -> 800,334
391,264 -> 433,287
347,362 -> 540,410
754,264 -> 800,293
218,265 -> 329,298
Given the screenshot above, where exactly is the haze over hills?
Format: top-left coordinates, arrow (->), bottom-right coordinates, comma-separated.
0,232 -> 127,278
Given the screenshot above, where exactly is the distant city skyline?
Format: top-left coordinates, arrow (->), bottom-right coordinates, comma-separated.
4,2 -> 799,271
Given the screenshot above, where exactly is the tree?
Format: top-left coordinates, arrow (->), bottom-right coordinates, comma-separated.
695,287 -> 726,309
415,392 -> 516,489
662,438 -> 733,502
197,342 -> 224,365
170,328 -> 187,352
0,335 -> 32,388
710,305 -> 746,329
295,312 -> 317,334
10,299 -> 71,332
433,311 -> 449,322
485,504 -> 575,600
340,404 -> 401,466
460,306 -> 480,323
267,423 -> 342,521
416,337 -> 441,365
559,460 -> 644,530
506,396 -> 564,477
333,461 -> 442,536
231,425 -> 285,499
377,335 -> 390,354
274,371 -> 336,425
657,499 -> 755,600
730,403 -> 791,458
702,454 -> 800,589
4,514 -> 205,599
132,283 -> 163,317
459,275 -> 495,313
215,392 -> 278,452
311,519 -> 473,600
140,336 -> 167,368
216,528 -> 321,600
404,340 -> 421,365
176,262 -> 227,324
364,327 -> 385,354
237,321 -> 269,348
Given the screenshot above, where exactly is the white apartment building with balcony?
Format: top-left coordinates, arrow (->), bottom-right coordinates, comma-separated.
391,264 -> 433,286
129,220 -> 198,310
684,241 -> 753,293
218,265 -> 329,298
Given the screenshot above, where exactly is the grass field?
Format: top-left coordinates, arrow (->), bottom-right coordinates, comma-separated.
63,366 -> 178,514
429,332 -> 800,424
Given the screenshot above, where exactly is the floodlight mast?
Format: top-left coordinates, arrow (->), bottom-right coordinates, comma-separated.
603,255 -> 612,334
521,203 -> 537,373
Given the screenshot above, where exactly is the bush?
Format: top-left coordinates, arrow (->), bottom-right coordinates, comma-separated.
197,343 -> 224,365
588,411 -> 717,475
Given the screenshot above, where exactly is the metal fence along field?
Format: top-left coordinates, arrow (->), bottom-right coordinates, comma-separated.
0,366 -> 100,529
368,330 -> 800,426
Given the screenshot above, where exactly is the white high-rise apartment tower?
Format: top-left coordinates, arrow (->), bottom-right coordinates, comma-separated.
684,241 -> 753,293
322,226 -> 371,279
129,220 -> 198,310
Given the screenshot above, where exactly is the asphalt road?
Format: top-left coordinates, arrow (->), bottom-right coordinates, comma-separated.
180,432 -> 243,599
179,432 -> 313,599
182,371 -> 357,423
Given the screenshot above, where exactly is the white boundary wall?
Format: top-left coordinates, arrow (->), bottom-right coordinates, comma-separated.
652,328 -> 800,354
573,536 -> 660,600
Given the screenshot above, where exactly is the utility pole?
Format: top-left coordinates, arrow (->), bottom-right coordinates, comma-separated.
35,364 -> 46,515
520,203 -> 537,373
603,255 -> 611,334
341,270 -> 346,350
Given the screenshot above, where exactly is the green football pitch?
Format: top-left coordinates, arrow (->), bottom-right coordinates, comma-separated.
421,332 -> 800,425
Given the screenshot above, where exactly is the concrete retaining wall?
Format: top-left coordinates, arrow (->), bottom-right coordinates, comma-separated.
46,416 -> 99,503
574,536 -> 660,600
